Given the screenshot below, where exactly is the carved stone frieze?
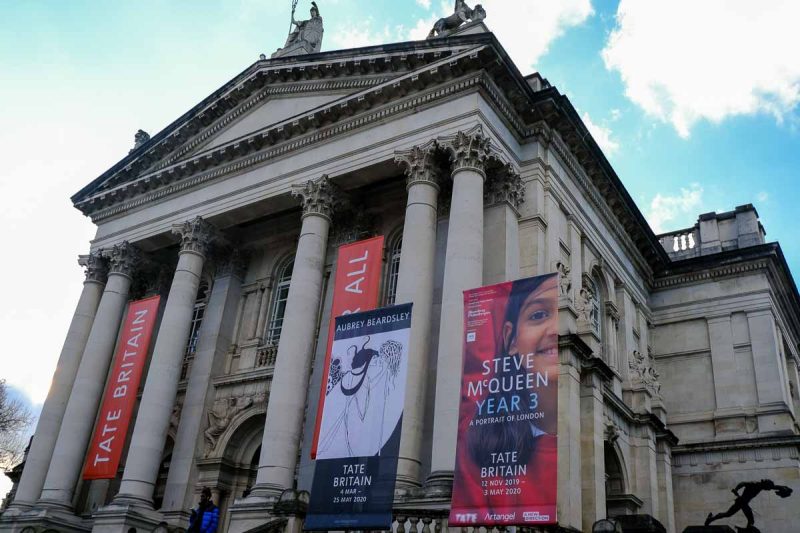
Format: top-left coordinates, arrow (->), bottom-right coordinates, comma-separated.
629,350 -> 661,396
103,241 -> 142,278
214,248 -> 249,280
484,164 -> 524,210
439,125 -> 492,177
203,396 -> 255,457
394,141 -> 441,190
172,216 -> 217,257
291,174 -> 345,221
332,206 -> 379,246
576,280 -> 598,326
604,415 -> 621,443
78,251 -> 109,283
556,261 -> 571,300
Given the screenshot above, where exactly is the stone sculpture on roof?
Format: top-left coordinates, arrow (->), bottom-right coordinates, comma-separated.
427,0 -> 486,39
273,1 -> 324,58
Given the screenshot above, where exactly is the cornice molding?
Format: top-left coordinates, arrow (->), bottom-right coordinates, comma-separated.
654,259 -> 770,289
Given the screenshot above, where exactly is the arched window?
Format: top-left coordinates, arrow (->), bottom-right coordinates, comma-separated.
589,276 -> 602,338
265,259 -> 294,346
185,281 -> 210,357
383,233 -> 403,306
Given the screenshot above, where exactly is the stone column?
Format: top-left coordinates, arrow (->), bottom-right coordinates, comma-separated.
393,143 -> 440,488
39,242 -> 140,508
162,252 -> 246,523
428,126 -> 491,489
580,365 -> 607,532
9,253 -> 108,510
557,335 -> 588,531
251,175 -> 342,496
483,165 -> 524,284
114,217 -> 216,506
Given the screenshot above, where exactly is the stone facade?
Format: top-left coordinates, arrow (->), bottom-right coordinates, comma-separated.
1,24 -> 798,533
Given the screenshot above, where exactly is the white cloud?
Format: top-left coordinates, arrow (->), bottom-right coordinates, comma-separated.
646,184 -> 704,234
602,1 -> 800,138
757,191 -> 769,203
408,0 -> 593,71
581,111 -> 620,156
416,0 -> 432,9
331,20 -> 395,49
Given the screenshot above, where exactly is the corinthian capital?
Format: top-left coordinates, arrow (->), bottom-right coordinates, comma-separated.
104,241 -> 142,278
78,251 -> 109,283
291,175 -> 345,221
172,216 -> 217,257
394,140 -> 440,190
484,165 -> 524,211
439,125 -> 492,177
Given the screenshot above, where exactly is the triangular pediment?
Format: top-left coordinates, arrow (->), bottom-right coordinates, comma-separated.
73,39 -> 486,207
200,93 -> 344,152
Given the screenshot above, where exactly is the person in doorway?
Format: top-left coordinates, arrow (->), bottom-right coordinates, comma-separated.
188,487 -> 219,533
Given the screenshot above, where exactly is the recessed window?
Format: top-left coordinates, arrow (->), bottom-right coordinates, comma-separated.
265,259 -> 294,345
383,233 -> 403,306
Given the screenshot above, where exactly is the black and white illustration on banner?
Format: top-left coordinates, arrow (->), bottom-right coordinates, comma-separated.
317,333 -> 407,459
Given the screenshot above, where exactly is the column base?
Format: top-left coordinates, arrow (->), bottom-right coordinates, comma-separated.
226,493 -> 278,533
423,470 -> 453,498
91,501 -> 165,533
0,504 -> 90,533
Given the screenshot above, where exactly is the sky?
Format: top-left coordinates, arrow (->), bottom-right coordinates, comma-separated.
1,0 -> 799,495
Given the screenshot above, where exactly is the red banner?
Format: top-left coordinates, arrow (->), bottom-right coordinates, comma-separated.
450,274 -> 559,527
310,235 -> 384,459
83,296 -> 161,479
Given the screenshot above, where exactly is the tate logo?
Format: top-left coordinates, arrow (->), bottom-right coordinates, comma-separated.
466,331 -> 476,343
455,513 -> 477,523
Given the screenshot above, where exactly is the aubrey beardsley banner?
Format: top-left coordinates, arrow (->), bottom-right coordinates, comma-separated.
83,295 -> 161,479
305,304 -> 412,530
310,235 -> 384,460
450,274 -> 559,527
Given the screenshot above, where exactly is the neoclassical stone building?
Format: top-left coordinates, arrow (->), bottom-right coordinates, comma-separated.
2,10 -> 799,533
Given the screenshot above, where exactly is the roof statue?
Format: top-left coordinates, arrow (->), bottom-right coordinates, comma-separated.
129,129 -> 150,153
272,1 -> 324,58
427,0 -> 486,39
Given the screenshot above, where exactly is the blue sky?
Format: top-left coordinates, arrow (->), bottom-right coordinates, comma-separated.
1,0 -> 799,491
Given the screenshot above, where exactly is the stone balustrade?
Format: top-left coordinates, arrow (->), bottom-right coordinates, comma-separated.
256,344 -> 279,367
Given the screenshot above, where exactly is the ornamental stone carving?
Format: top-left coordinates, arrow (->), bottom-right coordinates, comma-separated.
394,141 -> 441,190
439,126 -> 492,177
104,241 -> 142,277
604,416 -> 620,443
427,0 -> 487,39
172,216 -> 217,257
291,174 -> 345,221
576,281 -> 597,326
78,251 -> 109,283
484,165 -> 524,210
629,350 -> 661,395
129,129 -> 150,153
203,396 -> 254,457
273,1 -> 324,58
214,248 -> 249,279
556,261 -> 571,300
333,207 -> 378,246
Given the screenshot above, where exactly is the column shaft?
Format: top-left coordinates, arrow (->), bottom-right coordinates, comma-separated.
11,259 -> 106,508
254,213 -> 330,492
393,168 -> 439,486
39,268 -> 134,507
429,166 -> 485,478
162,265 -> 243,516
116,248 -> 207,504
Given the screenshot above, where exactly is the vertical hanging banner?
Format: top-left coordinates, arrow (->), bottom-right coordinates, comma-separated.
305,304 -> 413,530
83,295 -> 161,479
450,274 -> 559,527
310,235 -> 384,459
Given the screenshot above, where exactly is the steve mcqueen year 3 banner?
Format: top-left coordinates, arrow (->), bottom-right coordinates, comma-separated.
83,295 -> 161,479
450,273 -> 559,527
305,304 -> 412,530
310,235 -> 384,460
